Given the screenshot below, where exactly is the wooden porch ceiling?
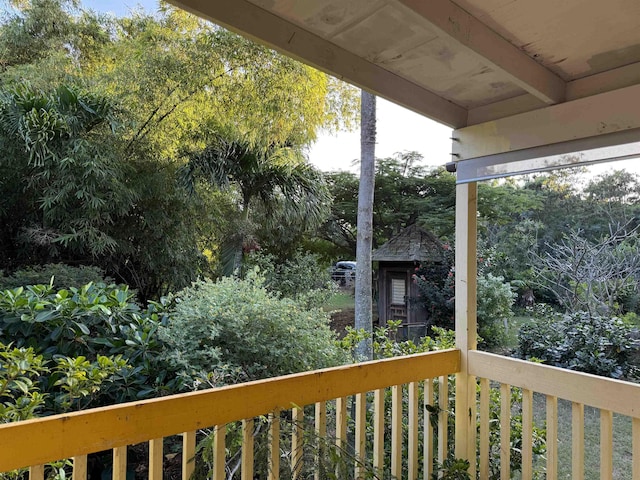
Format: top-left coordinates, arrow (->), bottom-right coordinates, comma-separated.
169,0 -> 640,161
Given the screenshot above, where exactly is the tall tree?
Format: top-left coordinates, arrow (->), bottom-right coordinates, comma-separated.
180,134 -> 331,275
0,1 -> 358,297
354,90 -> 376,360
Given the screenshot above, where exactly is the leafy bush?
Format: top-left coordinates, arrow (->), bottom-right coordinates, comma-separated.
414,251 -> 516,349
517,310 -> 639,378
160,272 -> 346,386
477,273 -> 516,349
0,282 -> 180,408
0,343 -> 126,420
414,249 -> 455,329
0,264 -> 112,291
244,250 -> 336,309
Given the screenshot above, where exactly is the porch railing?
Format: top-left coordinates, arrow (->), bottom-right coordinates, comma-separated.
470,350 -> 640,480
0,349 -> 460,480
4,348 -> 640,479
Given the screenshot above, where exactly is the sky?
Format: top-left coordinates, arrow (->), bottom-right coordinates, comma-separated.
79,1 -> 638,178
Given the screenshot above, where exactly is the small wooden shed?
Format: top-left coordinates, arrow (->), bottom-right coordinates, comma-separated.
372,224 -> 445,338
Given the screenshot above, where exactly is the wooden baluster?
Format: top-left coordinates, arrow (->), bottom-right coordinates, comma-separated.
572,402 -> 584,480
268,410 -> 280,480
633,417 -> 640,480
500,384 -> 510,480
335,396 -> 348,475
29,464 -> 44,480
373,389 -> 385,475
355,393 -> 367,479
72,455 -> 88,480
479,378 -> 489,480
182,431 -> 196,480
113,446 -> 127,480
423,379 -> 434,479
314,402 -> 326,480
391,385 -> 402,479
408,381 -> 419,480
521,389 -> 533,480
148,439 -> 162,480
546,395 -> 558,480
241,418 -> 255,480
600,409 -> 613,480
291,407 -> 304,479
213,424 -> 226,480
438,376 -> 448,468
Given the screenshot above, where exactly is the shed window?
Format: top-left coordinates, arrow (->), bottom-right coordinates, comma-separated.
391,278 -> 406,305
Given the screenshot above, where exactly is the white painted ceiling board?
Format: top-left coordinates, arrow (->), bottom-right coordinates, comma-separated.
171,0 -> 640,128
248,0 -> 388,38
453,0 -> 640,79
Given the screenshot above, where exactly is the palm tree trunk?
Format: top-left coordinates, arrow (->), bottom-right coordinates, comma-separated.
355,90 -> 376,360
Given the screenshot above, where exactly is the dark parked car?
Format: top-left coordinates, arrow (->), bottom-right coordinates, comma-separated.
330,261 -> 356,285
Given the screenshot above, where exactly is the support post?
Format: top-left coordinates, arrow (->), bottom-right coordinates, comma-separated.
454,182 -> 478,465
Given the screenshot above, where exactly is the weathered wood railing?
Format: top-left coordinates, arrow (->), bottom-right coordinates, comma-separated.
0,349 -> 460,479
470,350 -> 640,480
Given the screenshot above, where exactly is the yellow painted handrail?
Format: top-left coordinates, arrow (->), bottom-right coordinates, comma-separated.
469,350 -> 640,417
0,348 -> 460,471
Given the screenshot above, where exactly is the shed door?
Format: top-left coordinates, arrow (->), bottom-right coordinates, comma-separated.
387,273 -> 407,322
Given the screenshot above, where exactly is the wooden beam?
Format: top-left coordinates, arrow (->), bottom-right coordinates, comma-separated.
167,0 -> 468,128
396,0 -> 565,105
467,62 -> 640,125
453,83 -> 640,160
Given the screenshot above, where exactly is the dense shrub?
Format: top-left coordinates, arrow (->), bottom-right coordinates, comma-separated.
0,343 -> 126,421
414,257 -> 516,348
244,250 -> 336,309
160,272 -> 346,387
0,264 -> 111,291
477,273 -> 517,349
0,282 -> 180,408
517,310 -> 639,378
414,249 -> 455,329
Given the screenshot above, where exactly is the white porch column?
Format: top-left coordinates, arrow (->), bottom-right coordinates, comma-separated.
454,182 -> 478,465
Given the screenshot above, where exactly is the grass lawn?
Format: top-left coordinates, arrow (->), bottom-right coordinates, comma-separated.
323,291 -> 355,311
528,395 -> 633,479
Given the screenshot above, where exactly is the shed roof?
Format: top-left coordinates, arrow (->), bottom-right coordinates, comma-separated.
372,224 -> 444,263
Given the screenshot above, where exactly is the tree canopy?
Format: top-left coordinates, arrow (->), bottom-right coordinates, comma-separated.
0,0 -> 358,298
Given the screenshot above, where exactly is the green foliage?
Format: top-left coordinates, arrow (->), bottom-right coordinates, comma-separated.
476,272 -> 516,349
0,282 -> 181,408
0,344 -> 48,422
0,2 -> 357,299
0,82 -> 134,258
414,248 -> 455,329
319,156 -> 457,257
0,343 -> 128,420
50,354 -> 126,411
483,386 -> 546,479
0,0 -> 81,68
180,134 -> 331,274
431,458 -> 471,480
517,309 -> 639,378
0,263 -> 111,290
414,251 -> 516,348
244,250 -> 336,309
161,272 -> 346,386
